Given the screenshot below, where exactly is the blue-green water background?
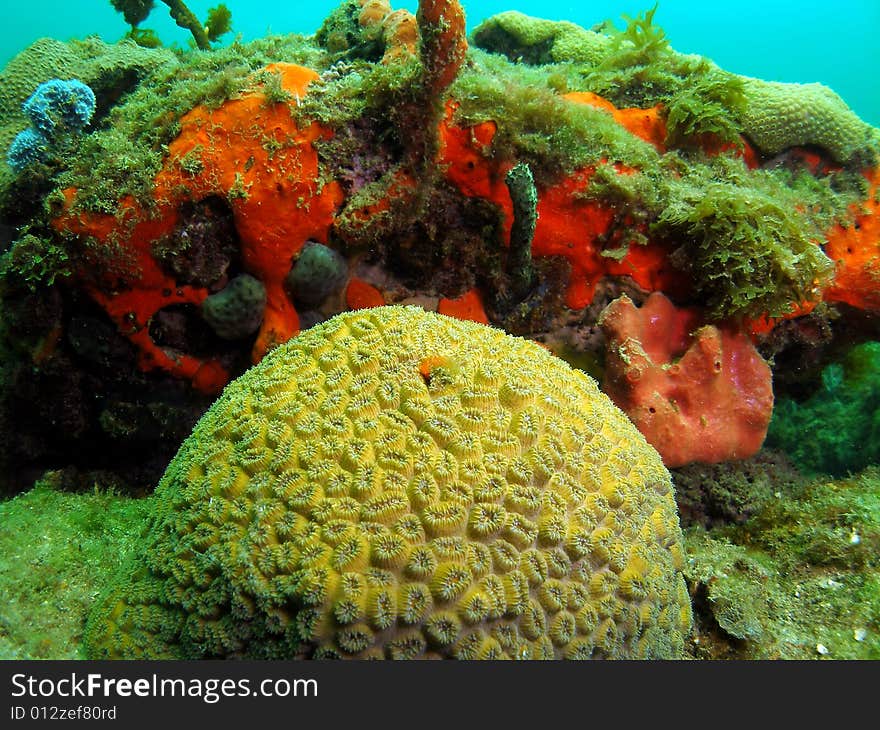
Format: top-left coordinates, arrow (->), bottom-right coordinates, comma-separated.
3,1 -> 879,126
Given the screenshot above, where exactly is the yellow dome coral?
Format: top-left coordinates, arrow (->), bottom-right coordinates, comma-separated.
85,306 -> 692,659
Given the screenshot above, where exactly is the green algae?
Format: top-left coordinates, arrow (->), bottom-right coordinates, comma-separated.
662,62 -> 746,150
686,530 -> 880,659
451,50 -> 661,183
767,341 -> 880,477
0,477 -> 151,659
0,233 -> 71,292
657,160 -> 838,319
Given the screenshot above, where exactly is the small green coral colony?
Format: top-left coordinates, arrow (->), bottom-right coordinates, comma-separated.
85,306 -> 691,659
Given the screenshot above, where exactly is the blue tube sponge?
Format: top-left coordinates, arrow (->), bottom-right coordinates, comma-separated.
6,128 -> 50,171
22,79 -> 96,138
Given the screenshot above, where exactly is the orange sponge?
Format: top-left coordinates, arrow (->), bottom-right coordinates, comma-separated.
53,64 -> 343,389
824,166 -> 880,311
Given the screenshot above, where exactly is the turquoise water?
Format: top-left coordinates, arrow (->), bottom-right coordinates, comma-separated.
4,1 -> 879,126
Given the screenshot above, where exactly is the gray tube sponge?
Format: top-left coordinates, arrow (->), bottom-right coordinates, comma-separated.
284,241 -> 348,308
202,273 -> 266,340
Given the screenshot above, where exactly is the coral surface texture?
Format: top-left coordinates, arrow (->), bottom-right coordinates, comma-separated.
85,306 -> 692,659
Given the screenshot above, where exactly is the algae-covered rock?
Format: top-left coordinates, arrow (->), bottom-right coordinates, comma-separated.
672,450 -> 802,528
684,466 -> 880,659
85,306 -> 692,659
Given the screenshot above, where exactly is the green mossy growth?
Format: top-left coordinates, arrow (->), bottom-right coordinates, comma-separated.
256,69 -> 293,106
662,62 -> 747,149
0,233 -> 71,291
0,477 -> 151,659
600,3 -> 669,70
452,51 -> 659,184
657,160 -> 837,319
587,145 -> 863,318
739,468 -> 880,570
205,5 -> 233,43
4,15 -> 863,326
125,27 -> 163,49
672,451 -> 802,528
60,127 -> 164,215
296,58 -> 423,132
767,341 -> 880,476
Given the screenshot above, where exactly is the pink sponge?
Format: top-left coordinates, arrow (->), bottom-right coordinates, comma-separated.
598,292 -> 774,468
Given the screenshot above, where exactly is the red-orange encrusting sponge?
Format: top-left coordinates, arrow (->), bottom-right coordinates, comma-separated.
358,0 -> 391,28
53,63 -> 343,389
53,188 -> 228,393
439,103 -> 686,310
564,92 -> 668,152
382,9 -> 420,63
823,165 -> 880,311
599,292 -> 774,468
159,63 -> 343,360
745,299 -> 819,338
345,278 -> 386,309
439,105 -> 512,226
437,288 -> 489,323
